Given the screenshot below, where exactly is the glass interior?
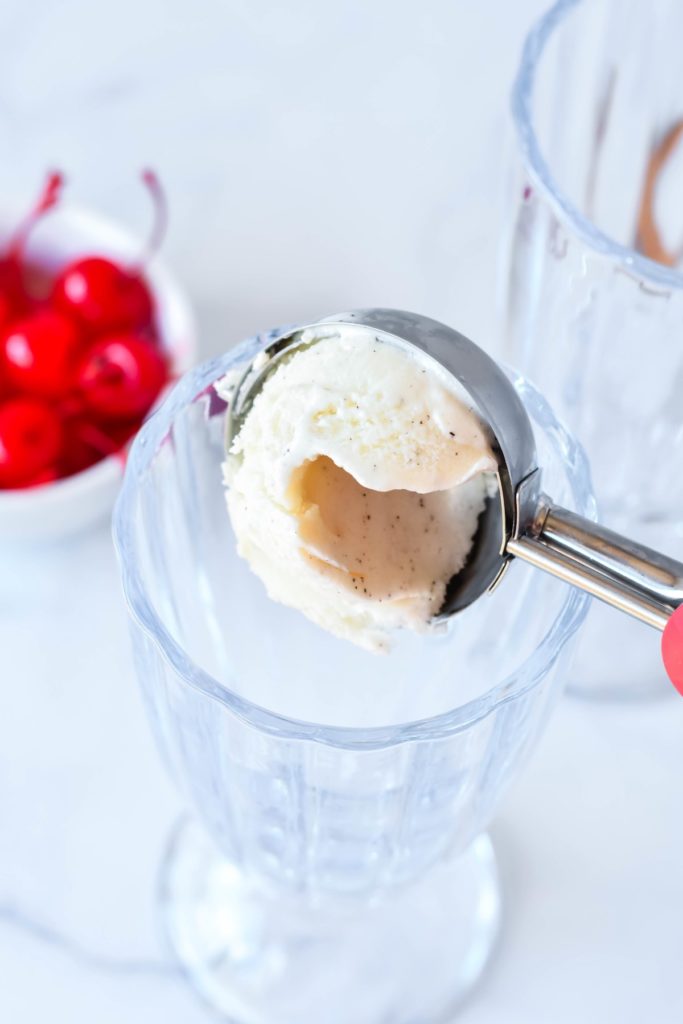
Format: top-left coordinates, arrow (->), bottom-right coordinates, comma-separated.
505,0 -> 683,699
523,0 -> 683,271
118,333 -> 592,731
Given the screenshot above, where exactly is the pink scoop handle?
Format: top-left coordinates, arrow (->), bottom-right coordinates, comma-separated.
662,605 -> 683,694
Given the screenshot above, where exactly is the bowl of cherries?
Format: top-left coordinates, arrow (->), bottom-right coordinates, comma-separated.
0,171 -> 195,540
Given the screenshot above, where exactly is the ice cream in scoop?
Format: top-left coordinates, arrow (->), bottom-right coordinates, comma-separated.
217,327 -> 497,651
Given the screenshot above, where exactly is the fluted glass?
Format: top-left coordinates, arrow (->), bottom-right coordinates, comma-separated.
503,0 -> 683,698
114,330 -> 592,1023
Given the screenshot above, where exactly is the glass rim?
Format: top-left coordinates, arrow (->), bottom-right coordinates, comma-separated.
113,334 -> 591,751
511,0 -> 683,292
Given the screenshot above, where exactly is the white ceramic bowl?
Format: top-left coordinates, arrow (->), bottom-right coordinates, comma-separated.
0,202 -> 197,541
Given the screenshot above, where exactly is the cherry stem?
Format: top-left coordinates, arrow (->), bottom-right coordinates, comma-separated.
137,169 -> 168,268
8,171 -> 64,262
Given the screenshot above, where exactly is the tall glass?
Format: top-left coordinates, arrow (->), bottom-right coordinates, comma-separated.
114,330 -> 592,1023
502,0 -> 683,699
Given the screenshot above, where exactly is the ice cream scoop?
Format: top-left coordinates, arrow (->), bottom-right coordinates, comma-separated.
226,310 -> 683,681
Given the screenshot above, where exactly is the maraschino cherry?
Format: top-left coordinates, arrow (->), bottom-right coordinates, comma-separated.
52,170 -> 166,334
0,169 -> 172,491
77,334 -> 168,420
1,309 -> 83,398
0,396 -> 63,487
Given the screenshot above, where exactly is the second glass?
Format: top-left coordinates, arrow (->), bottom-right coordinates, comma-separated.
502,0 -> 683,698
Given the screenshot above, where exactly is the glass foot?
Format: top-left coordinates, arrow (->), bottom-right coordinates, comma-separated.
159,817 -> 501,1024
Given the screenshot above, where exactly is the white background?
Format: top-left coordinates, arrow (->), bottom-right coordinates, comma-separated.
1,1 -> 683,1022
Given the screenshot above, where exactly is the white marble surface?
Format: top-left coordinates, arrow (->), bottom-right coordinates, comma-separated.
1,1 -> 683,1022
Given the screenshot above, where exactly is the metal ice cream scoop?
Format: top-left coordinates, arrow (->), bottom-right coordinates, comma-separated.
227,309 -> 683,684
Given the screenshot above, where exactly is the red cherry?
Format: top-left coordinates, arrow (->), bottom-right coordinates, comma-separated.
1,310 -> 83,398
77,335 -> 168,420
0,397 -> 63,487
52,170 -> 166,334
53,256 -> 153,333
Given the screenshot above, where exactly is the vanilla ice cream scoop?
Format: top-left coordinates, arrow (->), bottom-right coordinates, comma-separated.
218,326 -> 496,651
218,309 -> 683,684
